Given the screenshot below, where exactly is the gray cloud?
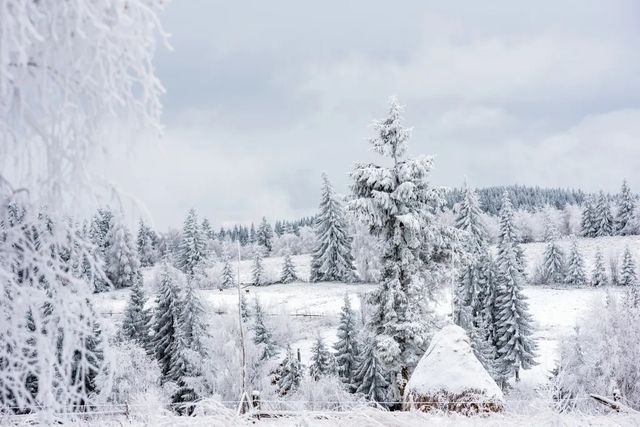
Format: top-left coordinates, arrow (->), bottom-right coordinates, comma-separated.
106,0 -> 640,229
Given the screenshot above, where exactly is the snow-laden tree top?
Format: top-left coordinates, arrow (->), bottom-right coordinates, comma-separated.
0,0 -> 166,203
405,324 -> 504,400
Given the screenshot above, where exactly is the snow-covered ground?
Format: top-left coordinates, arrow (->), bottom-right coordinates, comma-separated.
91,236 -> 638,423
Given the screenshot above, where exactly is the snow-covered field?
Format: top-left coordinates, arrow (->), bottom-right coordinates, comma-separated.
90,236 -> 639,424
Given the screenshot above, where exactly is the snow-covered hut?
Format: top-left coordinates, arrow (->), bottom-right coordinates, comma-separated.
403,324 -> 504,414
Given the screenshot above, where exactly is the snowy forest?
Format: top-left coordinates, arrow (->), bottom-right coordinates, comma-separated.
2,1 -> 640,426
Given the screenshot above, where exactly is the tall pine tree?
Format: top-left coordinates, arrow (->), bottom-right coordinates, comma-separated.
580,197 -> 596,238
308,336 -> 335,380
280,252 -> 299,284
594,191 -> 613,237
151,264 -> 188,383
251,249 -> 266,286
349,98 -> 442,399
121,275 -> 150,347
253,298 -> 276,360
179,208 -> 206,278
220,256 -> 235,289
277,345 -> 303,396
615,180 -> 635,235
256,217 -> 274,254
564,238 -> 586,286
591,249 -> 609,287
137,219 -> 157,267
353,335 -> 389,405
104,218 -> 141,289
310,173 -> 357,283
541,240 -> 565,284
619,247 -> 637,287
494,192 -> 538,382
334,294 -> 360,391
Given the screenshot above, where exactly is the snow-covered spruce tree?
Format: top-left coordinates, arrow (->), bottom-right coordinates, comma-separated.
309,336 -> 336,380
469,316 -> 501,384
121,275 -> 150,347
151,264 -> 188,382
541,240 -> 565,285
220,256 -> 235,289
594,191 -> 614,237
277,345 -> 304,396
591,249 -> 609,287
353,335 -> 389,405
310,173 -> 357,283
349,98 -> 442,399
619,247 -> 637,287
256,217 -> 274,254
104,218 -> 141,289
280,252 -> 299,283
478,251 -> 500,345
137,219 -> 157,267
453,182 -> 490,326
580,196 -> 597,238
251,249 -> 267,286
253,298 -> 276,361
181,278 -> 208,355
88,207 -> 115,256
334,294 -> 360,391
179,208 -> 206,278
615,180 -> 635,235
494,192 -> 537,382
240,293 -> 250,322
564,238 -> 586,287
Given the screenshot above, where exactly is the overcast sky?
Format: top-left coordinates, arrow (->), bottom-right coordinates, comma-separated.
106,0 -> 640,230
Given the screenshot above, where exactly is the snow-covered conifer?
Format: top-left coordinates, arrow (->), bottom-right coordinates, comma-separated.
615,180 -> 635,235
620,247 -> 637,287
240,293 -> 250,322
151,264 -> 188,382
541,240 -> 565,284
277,346 -> 303,396
181,278 -> 208,355
580,197 -> 596,238
137,219 -> 157,267
309,336 -> 336,380
349,98 -> 442,398
594,191 -> 614,237
251,249 -> 267,286
494,192 -> 537,382
334,294 -> 360,390
220,256 -> 235,289
353,335 -> 388,404
310,173 -> 357,283
256,217 -> 274,254
591,249 -> 609,287
104,218 -> 141,289
253,298 -> 276,360
564,238 -> 586,286
179,209 -> 206,277
280,252 -> 299,284
121,276 -> 150,347
455,182 -> 487,249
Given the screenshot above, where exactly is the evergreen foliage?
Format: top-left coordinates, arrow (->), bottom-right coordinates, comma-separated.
349,98 -> 442,399
277,345 -> 304,396
252,298 -> 276,360
104,218 -> 141,289
221,256 -> 235,289
620,247 -> 637,287
251,249 -> 266,286
137,219 -> 157,267
541,241 -> 565,284
580,196 -> 597,238
334,294 -> 360,391
564,238 -> 587,286
310,173 -> 357,283
594,191 -> 614,237
353,335 -> 388,404
179,209 -> 206,277
615,180 -> 635,235
121,276 -> 150,347
280,252 -> 299,284
256,217 -> 274,254
591,249 -> 609,287
308,336 -> 336,380
494,192 -> 538,382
